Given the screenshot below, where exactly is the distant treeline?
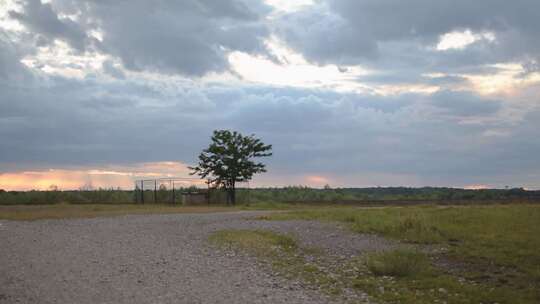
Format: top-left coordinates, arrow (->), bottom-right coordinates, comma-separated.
249,186 -> 540,203
1,186 -> 539,205
0,188 -> 135,205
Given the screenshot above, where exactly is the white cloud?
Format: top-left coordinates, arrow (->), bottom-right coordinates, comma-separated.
437,30 -> 495,51
264,0 -> 314,13
0,0 -> 24,31
228,37 -> 371,93
229,50 -> 369,92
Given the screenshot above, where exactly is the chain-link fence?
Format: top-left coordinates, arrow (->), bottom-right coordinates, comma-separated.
134,178 -> 250,205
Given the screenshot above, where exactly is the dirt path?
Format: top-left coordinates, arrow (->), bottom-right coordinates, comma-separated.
0,211 -> 391,304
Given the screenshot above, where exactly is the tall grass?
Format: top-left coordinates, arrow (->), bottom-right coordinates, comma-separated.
269,205 -> 540,296
366,249 -> 429,277
268,205 -> 540,303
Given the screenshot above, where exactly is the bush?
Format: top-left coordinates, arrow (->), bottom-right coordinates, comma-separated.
389,214 -> 444,243
366,249 -> 428,277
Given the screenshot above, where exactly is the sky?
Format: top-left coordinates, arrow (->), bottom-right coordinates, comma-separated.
0,0 -> 539,190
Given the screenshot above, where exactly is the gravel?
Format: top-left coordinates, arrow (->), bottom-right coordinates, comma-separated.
0,211 -> 393,304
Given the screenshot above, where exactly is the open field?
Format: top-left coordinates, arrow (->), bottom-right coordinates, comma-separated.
1,203 -> 538,303
261,204 -> 540,303
0,201 -> 335,221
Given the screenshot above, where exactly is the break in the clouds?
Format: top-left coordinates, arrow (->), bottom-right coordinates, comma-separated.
1,0 -> 539,190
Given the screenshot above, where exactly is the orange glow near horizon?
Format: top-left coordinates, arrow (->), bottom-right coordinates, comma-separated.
305,175 -> 330,186
464,184 -> 490,190
0,165 -> 509,191
0,162 -> 193,191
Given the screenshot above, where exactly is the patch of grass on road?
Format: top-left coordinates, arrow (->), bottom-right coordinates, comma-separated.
210,228 -> 527,303
210,229 -> 347,298
266,204 -> 540,303
210,229 -> 297,255
0,204 -> 236,221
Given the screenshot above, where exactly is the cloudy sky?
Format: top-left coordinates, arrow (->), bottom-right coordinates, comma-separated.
1,0 -> 539,190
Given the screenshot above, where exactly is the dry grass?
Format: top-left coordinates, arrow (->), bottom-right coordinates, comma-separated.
0,203 -> 237,221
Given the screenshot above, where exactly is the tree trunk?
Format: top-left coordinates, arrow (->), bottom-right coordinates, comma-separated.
227,181 -> 236,206
226,189 -> 231,205
230,186 -> 236,205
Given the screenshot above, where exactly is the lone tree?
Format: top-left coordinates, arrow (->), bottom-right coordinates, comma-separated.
190,130 -> 272,205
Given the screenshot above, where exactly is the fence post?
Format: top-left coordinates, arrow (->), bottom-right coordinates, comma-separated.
141,180 -> 144,204
208,180 -> 211,204
172,181 -> 175,204
154,180 -> 157,203
247,181 -> 251,205
134,182 -> 137,203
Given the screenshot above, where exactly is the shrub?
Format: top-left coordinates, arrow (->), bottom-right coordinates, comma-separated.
390,214 -> 444,243
366,249 -> 428,277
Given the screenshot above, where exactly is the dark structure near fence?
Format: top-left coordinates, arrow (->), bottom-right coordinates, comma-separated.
134,177 -> 250,204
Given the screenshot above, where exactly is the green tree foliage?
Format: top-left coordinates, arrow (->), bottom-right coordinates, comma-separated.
190,130 -> 272,205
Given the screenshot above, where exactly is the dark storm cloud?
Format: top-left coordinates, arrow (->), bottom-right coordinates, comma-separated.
221,88 -> 538,184
9,0 -> 271,76
0,35 -> 22,80
428,90 -> 502,117
7,0 -> 271,76
3,69 -> 537,187
1,0 -> 540,188
0,31 -> 37,85
276,0 -> 540,75
8,0 -> 90,51
101,60 -> 125,79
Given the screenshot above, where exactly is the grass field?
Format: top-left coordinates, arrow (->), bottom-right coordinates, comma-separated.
0,203 -> 237,221
0,201 -> 324,221
264,205 -> 540,303
214,204 -> 540,303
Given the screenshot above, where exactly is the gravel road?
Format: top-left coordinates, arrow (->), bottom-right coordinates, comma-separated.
0,211 -> 392,304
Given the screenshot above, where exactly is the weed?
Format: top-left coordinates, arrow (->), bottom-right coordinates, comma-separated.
365,249 -> 428,277
209,230 -> 297,256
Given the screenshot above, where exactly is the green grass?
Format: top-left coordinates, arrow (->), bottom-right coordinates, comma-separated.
239,201 -> 302,210
266,204 -> 540,303
365,249 -> 429,277
210,226 -> 539,303
210,229 -> 527,303
210,229 -> 346,297
0,200 -> 332,221
209,229 -> 297,255
0,203 -> 238,220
